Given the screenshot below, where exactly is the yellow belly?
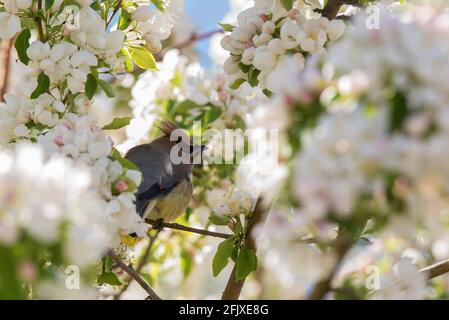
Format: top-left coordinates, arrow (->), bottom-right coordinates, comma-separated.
143,179 -> 193,222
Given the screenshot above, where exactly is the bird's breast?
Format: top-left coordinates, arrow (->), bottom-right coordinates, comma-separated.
145,179 -> 193,222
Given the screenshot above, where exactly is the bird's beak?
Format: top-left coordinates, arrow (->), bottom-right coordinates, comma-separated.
191,144 -> 208,156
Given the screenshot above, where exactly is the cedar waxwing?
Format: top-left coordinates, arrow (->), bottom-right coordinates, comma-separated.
125,121 -> 207,226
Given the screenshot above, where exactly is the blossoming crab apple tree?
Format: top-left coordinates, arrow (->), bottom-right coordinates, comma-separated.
239,1 -> 449,299
0,0 -> 184,298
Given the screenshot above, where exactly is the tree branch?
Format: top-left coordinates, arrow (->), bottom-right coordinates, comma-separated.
108,249 -> 161,300
145,219 -> 232,239
34,0 -> 45,41
0,40 -> 12,101
114,231 -> 160,300
221,197 -> 270,300
315,0 -> 361,20
307,230 -> 352,300
419,258 -> 449,280
172,29 -> 223,50
106,0 -> 122,30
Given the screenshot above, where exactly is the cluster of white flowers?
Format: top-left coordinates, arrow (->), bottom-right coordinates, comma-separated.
0,143 -> 109,271
126,0 -> 184,53
37,113 -> 148,243
210,187 -> 254,217
221,0 -> 345,91
0,0 -> 186,245
28,41 -> 101,93
0,0 -> 30,39
292,7 -> 449,239
254,209 -> 336,297
0,97 -> 147,242
328,6 -> 449,109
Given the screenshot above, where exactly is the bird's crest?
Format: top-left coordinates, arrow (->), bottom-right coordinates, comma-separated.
157,120 -> 180,137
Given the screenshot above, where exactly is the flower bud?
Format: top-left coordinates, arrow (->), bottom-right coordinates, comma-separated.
253,50 -> 277,71
115,180 -> 129,193
144,33 -> 162,53
16,0 -> 32,10
326,19 -> 345,41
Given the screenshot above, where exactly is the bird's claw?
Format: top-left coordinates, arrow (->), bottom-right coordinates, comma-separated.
152,218 -> 164,232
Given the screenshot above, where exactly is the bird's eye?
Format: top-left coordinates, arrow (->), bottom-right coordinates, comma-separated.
176,136 -> 182,143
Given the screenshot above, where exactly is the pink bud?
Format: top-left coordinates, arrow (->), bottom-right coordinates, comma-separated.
18,261 -> 37,282
90,124 -> 102,134
284,95 -> 296,107
288,9 -> 300,20
244,41 -> 255,49
115,180 -> 129,192
62,122 -> 72,130
259,14 -> 269,22
218,90 -> 228,102
215,75 -> 226,88
297,91 -> 313,104
54,135 -> 64,147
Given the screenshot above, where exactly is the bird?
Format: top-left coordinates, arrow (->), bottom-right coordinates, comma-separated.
125,120 -> 207,230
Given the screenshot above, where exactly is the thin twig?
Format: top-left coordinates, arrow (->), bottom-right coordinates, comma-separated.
34,0 -> 45,41
419,258 -> 449,280
114,231 -> 160,300
314,0 -> 361,20
0,40 -> 12,101
221,197 -> 270,300
145,219 -> 232,239
108,249 -> 161,300
106,0 -> 123,29
307,230 -> 352,300
172,29 -> 223,50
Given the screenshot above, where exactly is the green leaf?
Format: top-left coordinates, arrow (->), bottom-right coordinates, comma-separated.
15,28 -> 31,65
235,246 -> 258,282
209,213 -> 231,226
151,0 -> 165,11
219,23 -> 234,32
45,0 -> 54,9
140,273 -> 154,286
239,63 -> 251,73
248,68 -> 260,87
280,0 -> 294,11
129,46 -> 157,70
89,0 -> 101,10
262,89 -> 273,97
30,72 -> 50,99
85,73 -> 97,99
103,255 -> 113,272
172,99 -> 202,115
118,9 -> 131,30
180,249 -> 192,278
124,57 -> 133,72
205,106 -> 222,125
109,148 -> 140,171
102,116 -> 132,130
212,237 -> 234,277
389,91 -> 408,133
97,79 -> 115,98
97,272 -> 121,286
229,78 -> 246,90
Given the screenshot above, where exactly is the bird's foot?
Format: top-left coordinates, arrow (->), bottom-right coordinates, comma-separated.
152,218 -> 164,232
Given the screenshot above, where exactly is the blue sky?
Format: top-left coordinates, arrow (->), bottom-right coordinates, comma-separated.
184,0 -> 230,66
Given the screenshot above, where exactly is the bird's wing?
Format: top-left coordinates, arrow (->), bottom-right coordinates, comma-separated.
125,143 -> 180,216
